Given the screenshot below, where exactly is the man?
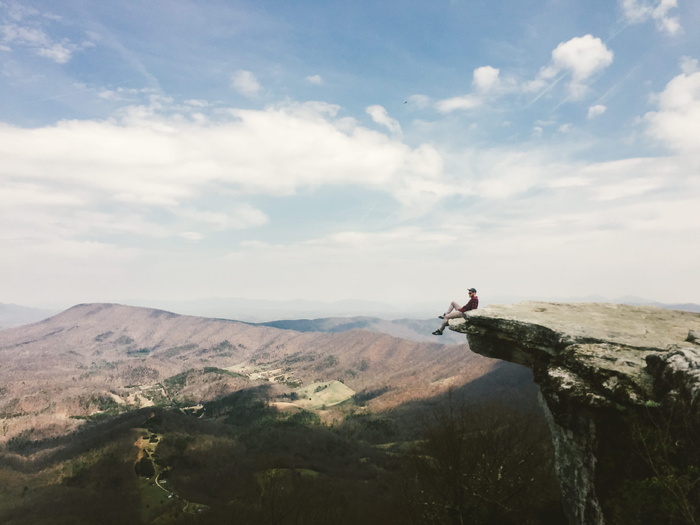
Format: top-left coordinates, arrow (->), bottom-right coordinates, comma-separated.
432,288 -> 478,335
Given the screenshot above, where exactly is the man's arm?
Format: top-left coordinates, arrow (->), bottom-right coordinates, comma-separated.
459,297 -> 478,312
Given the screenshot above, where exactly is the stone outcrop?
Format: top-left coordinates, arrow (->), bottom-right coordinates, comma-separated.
450,302 -> 700,525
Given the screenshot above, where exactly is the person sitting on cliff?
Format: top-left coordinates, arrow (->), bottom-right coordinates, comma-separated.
432,288 -> 478,335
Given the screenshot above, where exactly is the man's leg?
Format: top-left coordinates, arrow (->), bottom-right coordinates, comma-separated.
441,301 -> 462,317
441,310 -> 463,329
434,310 -> 464,334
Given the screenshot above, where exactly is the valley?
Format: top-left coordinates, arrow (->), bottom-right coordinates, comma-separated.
0,303 -> 500,444
0,303 -> 562,524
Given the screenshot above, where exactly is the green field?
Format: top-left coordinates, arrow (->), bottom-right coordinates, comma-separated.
294,380 -> 355,409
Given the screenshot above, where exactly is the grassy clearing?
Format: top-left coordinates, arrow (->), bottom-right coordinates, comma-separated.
137,477 -> 177,522
294,381 -> 355,409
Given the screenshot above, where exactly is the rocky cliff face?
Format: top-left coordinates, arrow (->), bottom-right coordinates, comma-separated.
450,302 -> 700,525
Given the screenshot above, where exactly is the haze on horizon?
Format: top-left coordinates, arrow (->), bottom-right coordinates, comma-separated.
1,0 -> 699,311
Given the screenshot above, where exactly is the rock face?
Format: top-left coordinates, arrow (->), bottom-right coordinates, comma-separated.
450,302 -> 700,525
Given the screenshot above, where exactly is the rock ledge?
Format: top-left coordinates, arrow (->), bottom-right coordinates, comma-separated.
451,302 -> 700,525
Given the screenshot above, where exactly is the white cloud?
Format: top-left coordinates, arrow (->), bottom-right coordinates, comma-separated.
592,176 -> 663,201
433,66 -> 501,113
185,99 -> 210,107
3,3 -> 40,22
437,37 -> 612,111
0,13 -> 93,64
680,56 -> 698,75
2,2 -> 700,308
3,98 -> 699,306
473,66 -> 500,93
179,205 -> 269,230
550,35 -> 614,99
204,145 -> 700,305
0,22 -> 76,63
644,70 -> 700,153
1,23 -> 46,45
36,41 -> 73,63
366,104 -> 402,136
98,87 -> 157,101
473,149 -> 558,198
0,99 -> 451,251
619,0 -> 682,35
180,232 -> 204,241
231,69 -> 261,97
209,225 -> 465,305
574,156 -> 693,204
435,94 -> 482,113
307,226 -> 456,249
406,94 -> 431,108
587,104 -> 607,118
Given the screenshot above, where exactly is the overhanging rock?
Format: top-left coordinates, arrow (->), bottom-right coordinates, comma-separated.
449,302 -> 700,525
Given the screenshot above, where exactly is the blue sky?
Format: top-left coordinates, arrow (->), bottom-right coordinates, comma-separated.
1,0 -> 699,311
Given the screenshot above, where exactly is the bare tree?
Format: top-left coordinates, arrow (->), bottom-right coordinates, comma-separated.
404,391 -> 561,525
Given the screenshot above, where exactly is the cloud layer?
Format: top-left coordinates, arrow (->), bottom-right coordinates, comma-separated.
1,1 -> 698,308
433,34 -> 615,114
2,63 -> 698,305
620,0 -> 682,35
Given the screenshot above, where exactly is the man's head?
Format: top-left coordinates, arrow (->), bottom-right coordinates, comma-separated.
468,288 -> 477,295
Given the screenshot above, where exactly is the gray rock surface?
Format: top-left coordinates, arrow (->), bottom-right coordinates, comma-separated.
449,302 -> 700,525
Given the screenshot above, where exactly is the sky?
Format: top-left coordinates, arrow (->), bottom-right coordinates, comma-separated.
1,0 -> 699,313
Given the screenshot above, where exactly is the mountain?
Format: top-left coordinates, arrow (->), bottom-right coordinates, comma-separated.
253,316 -> 466,344
124,296 -> 431,321
96,295 -> 700,323
612,296 -> 700,313
0,303 -> 57,330
654,302 -> 700,313
0,303 -> 556,525
0,303 -> 522,446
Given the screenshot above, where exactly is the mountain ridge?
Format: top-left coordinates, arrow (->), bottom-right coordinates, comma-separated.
0,302 -> 515,446
250,315 -> 465,343
3,297 -> 698,332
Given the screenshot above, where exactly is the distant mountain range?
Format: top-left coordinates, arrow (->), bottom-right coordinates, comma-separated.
0,302 -> 527,448
3,297 -> 697,332
132,295 -> 700,320
0,303 -> 58,330
252,316 -> 466,344
5,298 -> 691,524
0,302 -> 463,343
0,303 -> 555,524
657,302 -> 700,313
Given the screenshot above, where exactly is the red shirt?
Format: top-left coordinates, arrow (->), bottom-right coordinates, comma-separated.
458,296 -> 478,312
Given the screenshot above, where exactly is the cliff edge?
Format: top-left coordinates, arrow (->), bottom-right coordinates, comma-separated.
451,302 -> 700,525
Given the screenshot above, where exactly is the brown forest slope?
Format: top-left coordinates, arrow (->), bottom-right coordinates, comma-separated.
0,303 -> 506,443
